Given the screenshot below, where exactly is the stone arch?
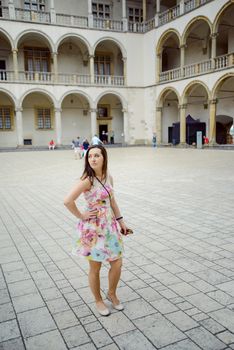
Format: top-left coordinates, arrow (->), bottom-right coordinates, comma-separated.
182,80 -> 210,104
93,37 -> 127,58
156,29 -> 181,55
95,90 -> 127,110
0,88 -> 17,107
212,73 -> 234,99
59,90 -> 94,109
157,87 -> 181,107
18,88 -> 57,108
55,33 -> 91,57
181,16 -> 212,45
213,1 -> 233,34
15,29 -> 54,52
0,27 -> 14,49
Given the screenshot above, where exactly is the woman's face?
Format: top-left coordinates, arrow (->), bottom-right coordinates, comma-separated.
88,148 -> 104,173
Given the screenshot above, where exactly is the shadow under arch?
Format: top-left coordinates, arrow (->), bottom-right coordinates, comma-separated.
59,90 -> 94,109
18,88 -> 57,108
0,27 -> 14,49
15,29 -> 54,52
95,90 -> 127,110
212,72 -> 234,99
156,28 -> 181,55
0,88 -> 17,108
157,87 -> 181,107
93,37 -> 127,58
182,80 -> 210,103
55,33 -> 91,55
181,16 -> 212,45
213,0 -> 233,34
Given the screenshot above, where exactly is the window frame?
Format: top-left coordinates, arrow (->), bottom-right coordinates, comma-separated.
35,107 -> 53,130
94,52 -> 113,76
0,106 -> 14,131
92,2 -> 111,19
24,46 -> 51,73
128,6 -> 143,23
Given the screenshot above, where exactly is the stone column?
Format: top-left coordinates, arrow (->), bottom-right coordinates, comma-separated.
123,108 -> 129,144
88,0 -> 93,27
50,0 -> 56,23
209,99 -> 217,145
8,0 -> 15,19
122,0 -> 128,32
143,0 -> 147,21
55,108 -> 62,145
12,49 -> 19,80
211,33 -> 217,69
180,0 -> 185,15
90,109 -> 97,137
89,55 -> 95,84
52,52 -> 58,82
15,108 -> 23,146
179,104 -> 187,145
156,53 -> 162,83
180,44 -> 185,77
122,57 -> 127,85
156,0 -> 160,13
156,107 -> 162,144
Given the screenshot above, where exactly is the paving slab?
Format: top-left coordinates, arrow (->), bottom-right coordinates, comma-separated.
1,147 -> 234,349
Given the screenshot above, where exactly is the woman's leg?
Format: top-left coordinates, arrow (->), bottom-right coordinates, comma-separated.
88,261 -> 107,310
108,258 -> 122,304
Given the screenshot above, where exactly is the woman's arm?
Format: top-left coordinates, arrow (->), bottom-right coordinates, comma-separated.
64,178 -> 98,220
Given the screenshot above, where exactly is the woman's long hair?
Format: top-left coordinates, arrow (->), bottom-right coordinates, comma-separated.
81,145 -> 108,185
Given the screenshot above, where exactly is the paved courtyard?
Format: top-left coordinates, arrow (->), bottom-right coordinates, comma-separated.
0,147 -> 234,350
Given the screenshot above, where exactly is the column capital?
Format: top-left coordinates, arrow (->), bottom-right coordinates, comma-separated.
156,107 -> 162,112
180,44 -> 187,49
52,51 -> 58,56
209,99 -> 217,105
15,107 -> 23,113
122,108 -> 127,113
90,108 -> 97,113
89,55 -> 95,59
55,108 -> 62,113
210,32 -> 218,39
122,57 -> 127,62
12,49 -> 18,54
179,104 -> 187,110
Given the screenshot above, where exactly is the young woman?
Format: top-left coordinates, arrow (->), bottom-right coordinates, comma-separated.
64,145 -> 128,316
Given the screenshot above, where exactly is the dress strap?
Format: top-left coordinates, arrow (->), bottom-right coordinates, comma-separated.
95,176 -> 112,202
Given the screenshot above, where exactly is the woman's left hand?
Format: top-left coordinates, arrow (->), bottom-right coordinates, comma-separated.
119,221 -> 128,235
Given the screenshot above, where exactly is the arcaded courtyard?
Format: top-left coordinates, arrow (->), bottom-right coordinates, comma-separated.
0,147 -> 234,350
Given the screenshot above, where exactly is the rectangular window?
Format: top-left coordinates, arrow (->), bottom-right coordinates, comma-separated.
94,55 -> 111,75
0,107 -> 13,130
128,7 -> 143,22
92,2 -> 110,19
24,0 -> 45,11
37,108 -> 52,129
24,47 -> 50,72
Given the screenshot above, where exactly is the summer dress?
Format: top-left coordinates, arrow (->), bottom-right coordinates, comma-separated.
73,176 -> 123,262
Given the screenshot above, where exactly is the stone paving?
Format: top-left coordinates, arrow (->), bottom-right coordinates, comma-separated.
0,147 -> 234,350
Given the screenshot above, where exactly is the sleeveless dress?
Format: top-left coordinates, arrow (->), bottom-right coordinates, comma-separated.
72,176 -> 124,262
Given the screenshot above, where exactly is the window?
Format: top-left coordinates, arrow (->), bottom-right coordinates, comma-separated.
0,107 -> 13,130
37,108 -> 52,129
24,0 -> 45,11
94,55 -> 111,75
128,7 -> 143,22
24,47 -> 50,72
92,2 -> 110,18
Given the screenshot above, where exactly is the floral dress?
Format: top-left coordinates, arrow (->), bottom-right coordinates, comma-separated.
73,176 -> 123,262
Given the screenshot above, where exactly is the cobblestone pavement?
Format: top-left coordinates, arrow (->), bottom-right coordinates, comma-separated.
0,147 -> 234,350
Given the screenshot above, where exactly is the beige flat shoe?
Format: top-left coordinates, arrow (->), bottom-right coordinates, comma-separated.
107,294 -> 124,311
96,302 -> 110,316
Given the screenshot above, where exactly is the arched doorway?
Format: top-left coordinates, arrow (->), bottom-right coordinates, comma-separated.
96,93 -> 123,144
215,3 -> 234,57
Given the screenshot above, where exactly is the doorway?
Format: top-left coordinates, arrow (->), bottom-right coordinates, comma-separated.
99,124 -> 108,143
0,60 -> 6,80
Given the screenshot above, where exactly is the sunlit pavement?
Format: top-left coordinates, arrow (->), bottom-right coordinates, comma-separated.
0,147 -> 234,350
